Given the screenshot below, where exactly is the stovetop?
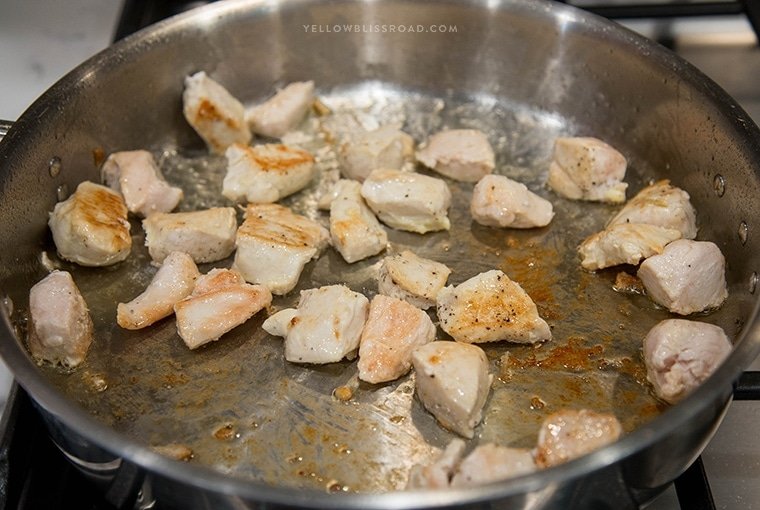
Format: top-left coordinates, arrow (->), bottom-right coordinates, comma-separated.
0,1 -> 759,509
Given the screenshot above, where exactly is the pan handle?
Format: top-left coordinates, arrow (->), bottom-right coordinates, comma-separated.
0,120 -> 12,143
733,371 -> 760,400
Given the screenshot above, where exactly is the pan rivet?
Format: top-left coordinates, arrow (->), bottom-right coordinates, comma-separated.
738,221 -> 749,245
56,184 -> 69,202
713,174 -> 725,197
750,272 -> 758,294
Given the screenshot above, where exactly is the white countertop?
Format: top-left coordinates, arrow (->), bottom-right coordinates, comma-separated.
0,0 -> 121,121
0,2 -> 758,509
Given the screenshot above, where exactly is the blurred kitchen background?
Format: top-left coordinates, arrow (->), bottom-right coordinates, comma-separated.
0,1 -> 758,509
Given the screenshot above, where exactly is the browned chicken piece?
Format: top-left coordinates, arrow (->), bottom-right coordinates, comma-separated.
607,180 -> 697,239
407,440 -> 537,489
117,251 -> 199,330
416,129 -> 495,182
262,285 -> 369,364
357,295 -> 435,384
360,169 -> 452,234
222,143 -> 316,204
412,341 -> 492,438
436,270 -> 551,344
174,268 -> 272,350
451,444 -> 537,487
470,174 -> 554,229
376,250 -> 452,310
182,71 -> 251,154
245,81 -> 315,138
643,319 -> 732,404
637,239 -> 727,315
329,179 -> 387,263
101,150 -> 183,217
191,267 -> 245,296
534,409 -> 623,467
28,271 -> 93,368
142,207 -> 238,264
234,204 -> 329,295
48,181 -> 131,267
338,125 -> 415,181
578,223 -> 682,271
406,439 -> 466,489
547,137 -> 627,203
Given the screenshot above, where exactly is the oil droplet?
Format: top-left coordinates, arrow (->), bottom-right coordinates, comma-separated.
2,296 -> 13,316
749,272 -> 758,294
48,156 -> 62,177
332,443 -> 351,455
56,184 -> 69,202
332,385 -> 353,401
326,480 -> 347,493
286,453 -> 303,464
738,221 -> 748,245
713,174 -> 725,197
530,396 -> 546,410
389,415 -> 405,424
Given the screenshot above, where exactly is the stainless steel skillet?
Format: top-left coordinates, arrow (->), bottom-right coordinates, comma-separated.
0,0 -> 760,508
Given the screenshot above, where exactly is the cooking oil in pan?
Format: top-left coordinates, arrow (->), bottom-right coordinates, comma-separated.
34,82 -> 729,492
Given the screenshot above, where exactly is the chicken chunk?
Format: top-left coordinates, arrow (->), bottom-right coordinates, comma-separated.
329,180 -> 387,263
101,150 -> 183,217
117,251 -> 199,330
412,341 -> 492,438
357,295 -> 436,384
534,409 -> 623,468
436,270 -> 551,344
222,143 -> 316,203
407,439 -> 466,489
637,239 -> 727,315
451,444 -> 536,487
27,271 -> 93,368
174,268 -> 272,350
643,319 -> 732,404
470,174 -> 554,229
182,71 -> 251,154
376,250 -> 451,310
48,181 -> 131,267
547,137 -> 627,203
191,267 -> 245,295
261,308 -> 298,337
416,129 -> 495,182
245,81 -> 315,138
234,204 -> 330,295
578,223 -> 682,271
360,169 -> 451,234
262,285 -> 369,364
338,126 -> 415,181
143,207 -> 237,264
607,180 -> 698,239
